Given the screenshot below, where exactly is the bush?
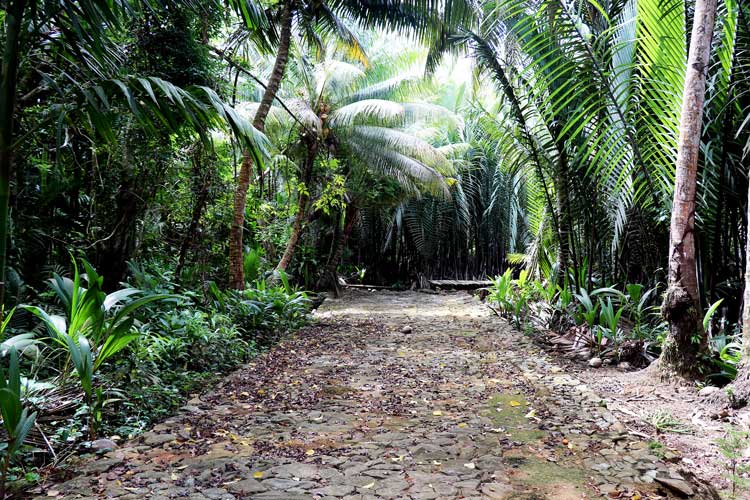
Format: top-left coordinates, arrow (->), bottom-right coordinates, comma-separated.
0,257 -> 312,493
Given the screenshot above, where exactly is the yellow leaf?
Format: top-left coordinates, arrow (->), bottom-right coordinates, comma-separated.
432,410 -> 443,416
305,449 -> 315,456
509,401 -> 522,407
458,423 -> 468,428
363,482 -> 375,489
257,389 -> 265,395
525,410 -> 536,418
253,471 -> 264,479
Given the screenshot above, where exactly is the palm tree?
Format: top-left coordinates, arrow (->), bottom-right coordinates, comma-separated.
247,51 -> 457,276
225,0 -> 476,289
451,0 -> 691,287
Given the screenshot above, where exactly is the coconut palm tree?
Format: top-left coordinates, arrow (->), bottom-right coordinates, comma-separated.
243,49 -> 458,277
455,0 -> 750,375
224,0 -> 476,289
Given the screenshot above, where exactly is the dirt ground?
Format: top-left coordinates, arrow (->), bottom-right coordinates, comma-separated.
585,364 -> 747,494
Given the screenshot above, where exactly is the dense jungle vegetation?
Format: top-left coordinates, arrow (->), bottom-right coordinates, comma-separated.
1,0 -> 750,494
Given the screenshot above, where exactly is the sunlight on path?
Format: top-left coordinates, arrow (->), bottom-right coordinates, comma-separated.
37,291 -> 712,499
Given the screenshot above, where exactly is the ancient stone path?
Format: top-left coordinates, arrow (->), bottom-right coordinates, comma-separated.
37,291 -> 716,499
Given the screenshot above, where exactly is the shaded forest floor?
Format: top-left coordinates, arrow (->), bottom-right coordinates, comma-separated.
34,291 -> 720,499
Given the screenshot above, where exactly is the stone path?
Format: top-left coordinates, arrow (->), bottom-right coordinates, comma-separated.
37,290 -> 718,499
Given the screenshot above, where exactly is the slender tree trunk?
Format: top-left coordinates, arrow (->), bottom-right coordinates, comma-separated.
276,137 -> 316,272
228,0 -> 293,289
0,1 -> 25,308
176,146 -> 212,279
659,0 -> 717,377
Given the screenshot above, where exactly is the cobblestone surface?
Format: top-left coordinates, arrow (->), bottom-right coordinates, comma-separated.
36,290 -> 717,499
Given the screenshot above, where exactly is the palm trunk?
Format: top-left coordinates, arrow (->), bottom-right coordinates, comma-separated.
228,0 -> 293,289
276,137 -> 316,272
0,1 -> 25,308
659,0 -> 717,377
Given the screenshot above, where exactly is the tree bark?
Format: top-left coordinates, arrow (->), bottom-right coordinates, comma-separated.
228,0 -> 293,289
659,0 -> 717,377
0,0 -> 25,307
276,137 -> 316,272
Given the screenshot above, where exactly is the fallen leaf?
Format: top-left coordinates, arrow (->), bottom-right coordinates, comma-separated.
463,462 -> 476,469
305,449 -> 315,456
363,482 -> 375,489
509,401 -> 522,407
458,422 -> 468,428
432,410 -> 443,416
253,471 -> 264,479
47,491 -> 60,498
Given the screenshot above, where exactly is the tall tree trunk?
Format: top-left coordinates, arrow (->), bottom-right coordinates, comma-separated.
276,137 -> 317,272
0,0 -> 25,307
176,146 -> 212,279
228,0 -> 293,289
318,203 -> 358,295
659,0 -> 717,377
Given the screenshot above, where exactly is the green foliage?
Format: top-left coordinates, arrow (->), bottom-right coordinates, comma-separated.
24,258 -> 175,437
595,297 -> 625,354
573,289 -> 599,329
244,248 -> 262,283
486,270 -> 537,328
647,410 -> 691,434
717,428 -> 750,498
487,270 -> 514,315
0,348 -> 37,496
